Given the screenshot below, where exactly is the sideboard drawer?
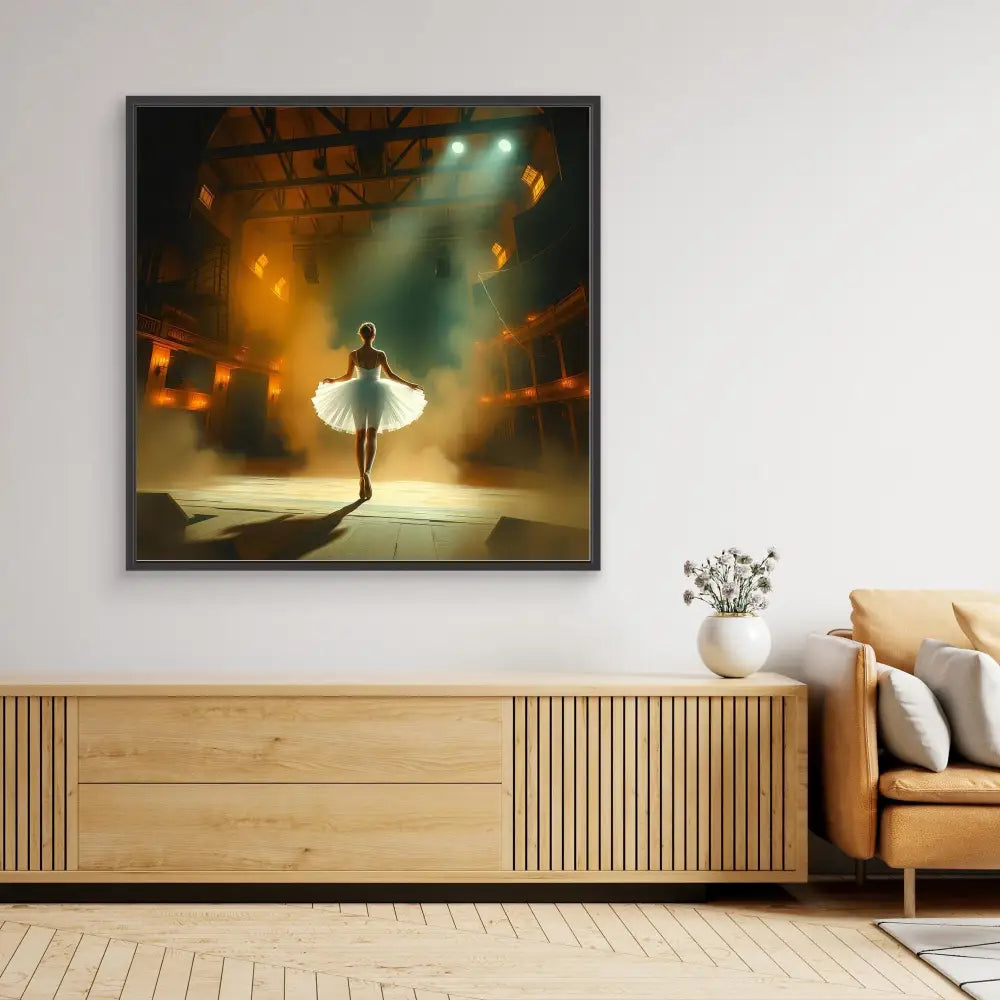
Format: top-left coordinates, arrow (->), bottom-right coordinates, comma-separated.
78,783 -> 501,872
79,697 -> 501,783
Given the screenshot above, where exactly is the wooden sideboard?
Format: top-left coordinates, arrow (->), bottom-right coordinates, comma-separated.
0,674 -> 806,883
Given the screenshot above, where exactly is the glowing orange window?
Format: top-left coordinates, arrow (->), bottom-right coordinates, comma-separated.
521,166 -> 545,203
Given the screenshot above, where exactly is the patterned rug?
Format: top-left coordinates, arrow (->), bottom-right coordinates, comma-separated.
878,919 -> 1000,999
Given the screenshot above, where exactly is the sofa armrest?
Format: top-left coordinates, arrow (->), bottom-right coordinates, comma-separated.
800,633 -> 879,860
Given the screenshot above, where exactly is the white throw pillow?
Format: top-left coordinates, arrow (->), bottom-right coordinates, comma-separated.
915,638 -> 1000,767
876,664 -> 951,771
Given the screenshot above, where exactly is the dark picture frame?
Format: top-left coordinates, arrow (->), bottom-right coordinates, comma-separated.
127,96 -> 600,570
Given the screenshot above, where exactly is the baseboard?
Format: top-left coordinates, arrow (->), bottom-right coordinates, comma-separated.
0,882 -> 723,904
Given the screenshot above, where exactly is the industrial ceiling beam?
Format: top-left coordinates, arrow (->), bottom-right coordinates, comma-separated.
204,113 -> 545,160
224,161 -> 519,193
290,227 -> 490,246
388,107 -> 413,129
314,107 -> 346,131
244,194 -> 492,221
389,137 -> 419,171
250,106 -> 317,230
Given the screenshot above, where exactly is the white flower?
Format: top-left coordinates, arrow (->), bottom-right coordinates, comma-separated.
686,547 -> 778,610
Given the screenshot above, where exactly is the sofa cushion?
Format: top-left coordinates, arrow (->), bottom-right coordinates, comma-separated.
876,664 -> 950,771
915,639 -> 1000,767
850,590 -> 1000,671
880,763 -> 1000,803
880,803 -> 1000,869
954,601 -> 1000,661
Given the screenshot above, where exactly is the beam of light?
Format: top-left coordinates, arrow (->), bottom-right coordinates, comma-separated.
497,138 -> 512,153
450,139 -> 466,155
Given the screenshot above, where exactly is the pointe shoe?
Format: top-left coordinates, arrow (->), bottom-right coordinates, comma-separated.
363,473 -> 373,500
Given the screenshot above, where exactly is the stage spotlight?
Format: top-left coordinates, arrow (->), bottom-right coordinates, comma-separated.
498,138 -> 513,153
450,139 -> 466,155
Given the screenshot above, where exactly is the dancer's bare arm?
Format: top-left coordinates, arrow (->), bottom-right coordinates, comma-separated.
322,353 -> 356,384
379,352 -> 423,392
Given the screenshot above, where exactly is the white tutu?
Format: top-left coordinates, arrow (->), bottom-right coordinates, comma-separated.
312,365 -> 426,434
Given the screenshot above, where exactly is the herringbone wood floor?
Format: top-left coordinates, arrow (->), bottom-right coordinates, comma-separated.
1,881 -> 995,1000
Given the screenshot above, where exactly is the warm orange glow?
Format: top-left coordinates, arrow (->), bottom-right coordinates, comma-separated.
522,387 -> 536,398
504,391 -> 513,400
479,395 -> 492,404
584,387 -> 591,396
149,347 -> 171,377
198,184 -> 214,209
273,277 -> 288,299
491,242 -> 508,269
252,253 -> 269,278
527,313 -> 538,321
561,377 -> 575,389
151,388 -> 211,412
502,330 -> 513,340
521,166 -> 546,203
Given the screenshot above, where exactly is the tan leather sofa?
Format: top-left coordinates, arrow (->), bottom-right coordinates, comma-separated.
796,590 -> 1000,916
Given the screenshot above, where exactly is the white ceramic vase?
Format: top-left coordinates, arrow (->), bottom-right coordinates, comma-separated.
697,613 -> 771,678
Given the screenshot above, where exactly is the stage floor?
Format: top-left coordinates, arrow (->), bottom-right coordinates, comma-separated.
151,474 -> 589,562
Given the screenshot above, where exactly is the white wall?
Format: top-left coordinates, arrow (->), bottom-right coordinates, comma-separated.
1,0 -> 998,681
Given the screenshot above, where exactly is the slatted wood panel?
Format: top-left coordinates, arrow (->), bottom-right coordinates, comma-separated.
508,695 -> 803,874
1,696 -> 75,871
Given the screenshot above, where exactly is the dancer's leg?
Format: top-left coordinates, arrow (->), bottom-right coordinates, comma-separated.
355,429 -> 366,498
363,426 -> 377,498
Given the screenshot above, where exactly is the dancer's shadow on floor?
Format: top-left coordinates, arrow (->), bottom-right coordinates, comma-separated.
219,499 -> 365,560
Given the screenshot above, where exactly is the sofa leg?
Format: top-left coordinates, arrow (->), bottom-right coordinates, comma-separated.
903,868 -> 916,918
855,859 -> 866,886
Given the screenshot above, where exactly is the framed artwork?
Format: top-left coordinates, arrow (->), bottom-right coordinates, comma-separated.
127,97 -> 599,569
